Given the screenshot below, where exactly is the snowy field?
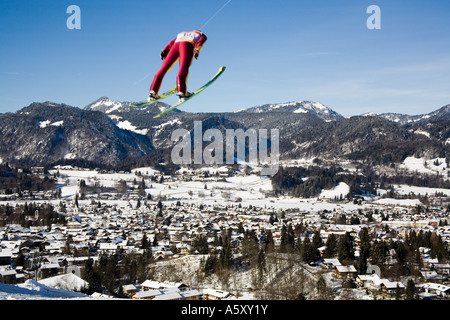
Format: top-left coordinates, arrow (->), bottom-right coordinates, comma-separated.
52,167 -> 368,213
399,156 -> 447,177
0,275 -> 91,300
50,160 -> 450,213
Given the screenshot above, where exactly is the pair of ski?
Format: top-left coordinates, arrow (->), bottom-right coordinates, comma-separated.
131,66 -> 226,118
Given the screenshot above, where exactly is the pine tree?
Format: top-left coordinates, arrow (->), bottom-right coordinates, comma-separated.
358,228 -> 371,274
311,230 -> 323,260
286,224 -> 296,250
338,232 -> 354,263
316,275 -> 331,299
137,253 -> 149,283
203,254 -> 218,274
242,230 -> 259,266
295,234 -> 303,255
406,279 -> 416,300
82,258 -> 101,294
219,234 -> 233,270
263,230 -> 275,253
280,224 -> 295,253
324,233 -> 337,258
138,178 -> 146,197
97,253 -> 117,294
395,283 -> 402,300
371,239 -> 388,267
256,249 -> 266,288
302,234 -> 315,264
280,225 -> 288,253
192,235 -> 209,254
430,233 -> 448,262
141,233 -> 150,250
237,222 -> 245,234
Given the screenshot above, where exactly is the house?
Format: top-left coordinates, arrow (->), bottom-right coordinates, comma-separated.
122,284 -> 137,296
152,291 -> 182,300
423,257 -> 439,269
37,262 -> 60,279
335,265 -> 357,279
176,243 -> 192,255
419,283 -> 450,298
66,256 -> 90,266
356,273 -> 405,296
420,269 -> 440,282
164,281 -> 189,291
140,280 -> 161,291
66,221 -> 82,236
202,288 -> 231,300
140,280 -> 189,292
133,287 -> 201,300
0,269 -> 17,284
41,256 -> 66,268
0,250 -> 12,266
434,263 -> 450,279
153,250 -> 174,260
322,258 -> 341,270
98,242 -> 118,254
380,279 -> 405,296
180,289 -> 201,300
133,289 -> 164,300
356,274 -> 382,291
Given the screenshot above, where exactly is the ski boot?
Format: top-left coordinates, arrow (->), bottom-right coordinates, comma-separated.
177,91 -> 192,102
148,91 -> 160,101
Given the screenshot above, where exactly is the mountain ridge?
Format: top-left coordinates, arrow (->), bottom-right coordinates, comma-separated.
0,102 -> 154,167
85,96 -> 450,124
365,104 -> 450,125
0,98 -> 449,169
235,100 -> 344,122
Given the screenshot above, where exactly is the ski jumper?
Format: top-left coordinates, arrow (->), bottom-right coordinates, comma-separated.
150,30 -> 207,95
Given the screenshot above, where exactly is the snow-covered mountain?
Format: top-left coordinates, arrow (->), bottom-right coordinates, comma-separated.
281,115 -> 446,164
236,101 -> 344,121
84,96 -> 179,116
85,96 -> 129,114
0,102 -> 154,167
1,96 -> 450,169
368,104 -> 450,125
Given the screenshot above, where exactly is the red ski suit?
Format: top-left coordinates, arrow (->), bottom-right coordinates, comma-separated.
150,30 -> 207,95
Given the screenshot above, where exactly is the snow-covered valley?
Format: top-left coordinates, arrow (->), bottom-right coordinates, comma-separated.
1,154 -> 450,300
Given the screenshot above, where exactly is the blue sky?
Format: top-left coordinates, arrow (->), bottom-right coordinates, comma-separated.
1,0 -> 450,116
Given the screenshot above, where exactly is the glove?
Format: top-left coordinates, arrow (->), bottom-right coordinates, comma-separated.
194,50 -> 199,60
160,50 -> 167,60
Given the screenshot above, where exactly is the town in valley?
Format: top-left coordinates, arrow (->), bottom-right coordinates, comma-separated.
1,156 -> 450,300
